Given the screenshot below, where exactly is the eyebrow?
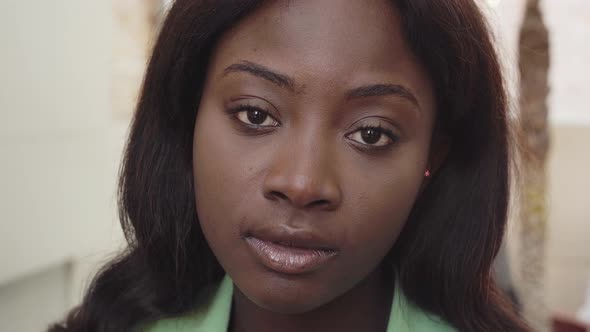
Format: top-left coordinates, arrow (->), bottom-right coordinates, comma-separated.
222,61 -> 298,92
222,60 -> 420,109
346,84 -> 420,109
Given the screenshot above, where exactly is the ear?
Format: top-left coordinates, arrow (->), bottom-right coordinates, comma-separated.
421,141 -> 450,188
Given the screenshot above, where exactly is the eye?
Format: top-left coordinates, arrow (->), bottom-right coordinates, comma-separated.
346,125 -> 398,147
233,106 -> 280,127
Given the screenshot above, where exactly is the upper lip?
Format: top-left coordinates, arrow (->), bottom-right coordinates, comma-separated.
243,225 -> 338,252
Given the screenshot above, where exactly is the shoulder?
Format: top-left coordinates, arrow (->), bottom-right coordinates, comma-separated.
389,283 -> 457,332
401,306 -> 456,332
139,275 -> 456,332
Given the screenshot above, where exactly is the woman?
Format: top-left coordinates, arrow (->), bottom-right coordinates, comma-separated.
49,0 -> 530,331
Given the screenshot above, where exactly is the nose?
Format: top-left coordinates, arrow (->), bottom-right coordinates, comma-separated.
262,137 -> 342,211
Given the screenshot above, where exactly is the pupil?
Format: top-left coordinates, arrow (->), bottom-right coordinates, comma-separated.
361,129 -> 381,144
247,110 -> 267,125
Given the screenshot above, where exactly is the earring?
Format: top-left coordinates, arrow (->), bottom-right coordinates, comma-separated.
425,170 -> 431,177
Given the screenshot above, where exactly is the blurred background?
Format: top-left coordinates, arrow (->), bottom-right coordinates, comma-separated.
0,0 -> 587,331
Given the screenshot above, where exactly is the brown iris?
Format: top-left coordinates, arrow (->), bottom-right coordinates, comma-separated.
361,128 -> 381,144
247,110 -> 267,125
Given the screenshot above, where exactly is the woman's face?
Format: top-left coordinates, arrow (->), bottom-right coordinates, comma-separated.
193,0 -> 435,314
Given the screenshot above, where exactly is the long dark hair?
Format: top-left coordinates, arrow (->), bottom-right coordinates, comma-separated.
49,1 -> 529,331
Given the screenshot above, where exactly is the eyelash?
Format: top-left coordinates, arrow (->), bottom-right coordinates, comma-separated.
226,105 -> 280,135
350,124 -> 400,152
226,105 -> 400,152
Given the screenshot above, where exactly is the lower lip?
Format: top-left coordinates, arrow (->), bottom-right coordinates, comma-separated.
245,237 -> 338,275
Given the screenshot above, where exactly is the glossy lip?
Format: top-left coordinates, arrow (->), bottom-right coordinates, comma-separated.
243,227 -> 339,275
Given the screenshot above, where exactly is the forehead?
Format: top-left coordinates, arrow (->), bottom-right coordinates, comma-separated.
208,0 -> 433,111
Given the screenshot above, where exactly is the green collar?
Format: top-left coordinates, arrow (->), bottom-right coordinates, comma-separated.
144,275 -> 455,332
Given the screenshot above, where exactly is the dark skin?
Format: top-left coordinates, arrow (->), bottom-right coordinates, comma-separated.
193,1 -> 438,331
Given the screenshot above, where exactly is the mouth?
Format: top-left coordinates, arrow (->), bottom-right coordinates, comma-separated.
243,228 -> 339,275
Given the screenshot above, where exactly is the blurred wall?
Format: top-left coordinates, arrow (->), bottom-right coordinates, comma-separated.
0,1 -> 127,330
542,0 -> 590,319
546,126 -> 590,316
492,0 -> 590,319
0,1 -> 588,331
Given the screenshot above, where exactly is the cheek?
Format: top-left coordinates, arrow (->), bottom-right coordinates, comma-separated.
192,103 -> 265,263
193,106 -> 242,249
343,156 -> 426,257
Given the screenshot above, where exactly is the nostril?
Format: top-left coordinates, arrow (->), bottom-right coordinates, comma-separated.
269,191 -> 288,201
266,191 -> 329,208
308,199 -> 330,208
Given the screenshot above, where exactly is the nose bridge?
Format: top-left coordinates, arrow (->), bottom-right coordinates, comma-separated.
263,127 -> 341,210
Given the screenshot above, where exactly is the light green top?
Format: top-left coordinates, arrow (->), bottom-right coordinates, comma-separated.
143,275 -> 455,331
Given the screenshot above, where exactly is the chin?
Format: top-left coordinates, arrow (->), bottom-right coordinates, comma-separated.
248,290 -> 326,315
239,272 -> 337,315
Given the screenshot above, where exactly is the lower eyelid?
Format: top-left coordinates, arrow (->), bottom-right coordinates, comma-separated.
230,117 -> 277,136
235,110 -> 279,127
226,108 -> 400,148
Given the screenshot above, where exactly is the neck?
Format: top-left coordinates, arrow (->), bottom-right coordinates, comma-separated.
229,266 -> 393,332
